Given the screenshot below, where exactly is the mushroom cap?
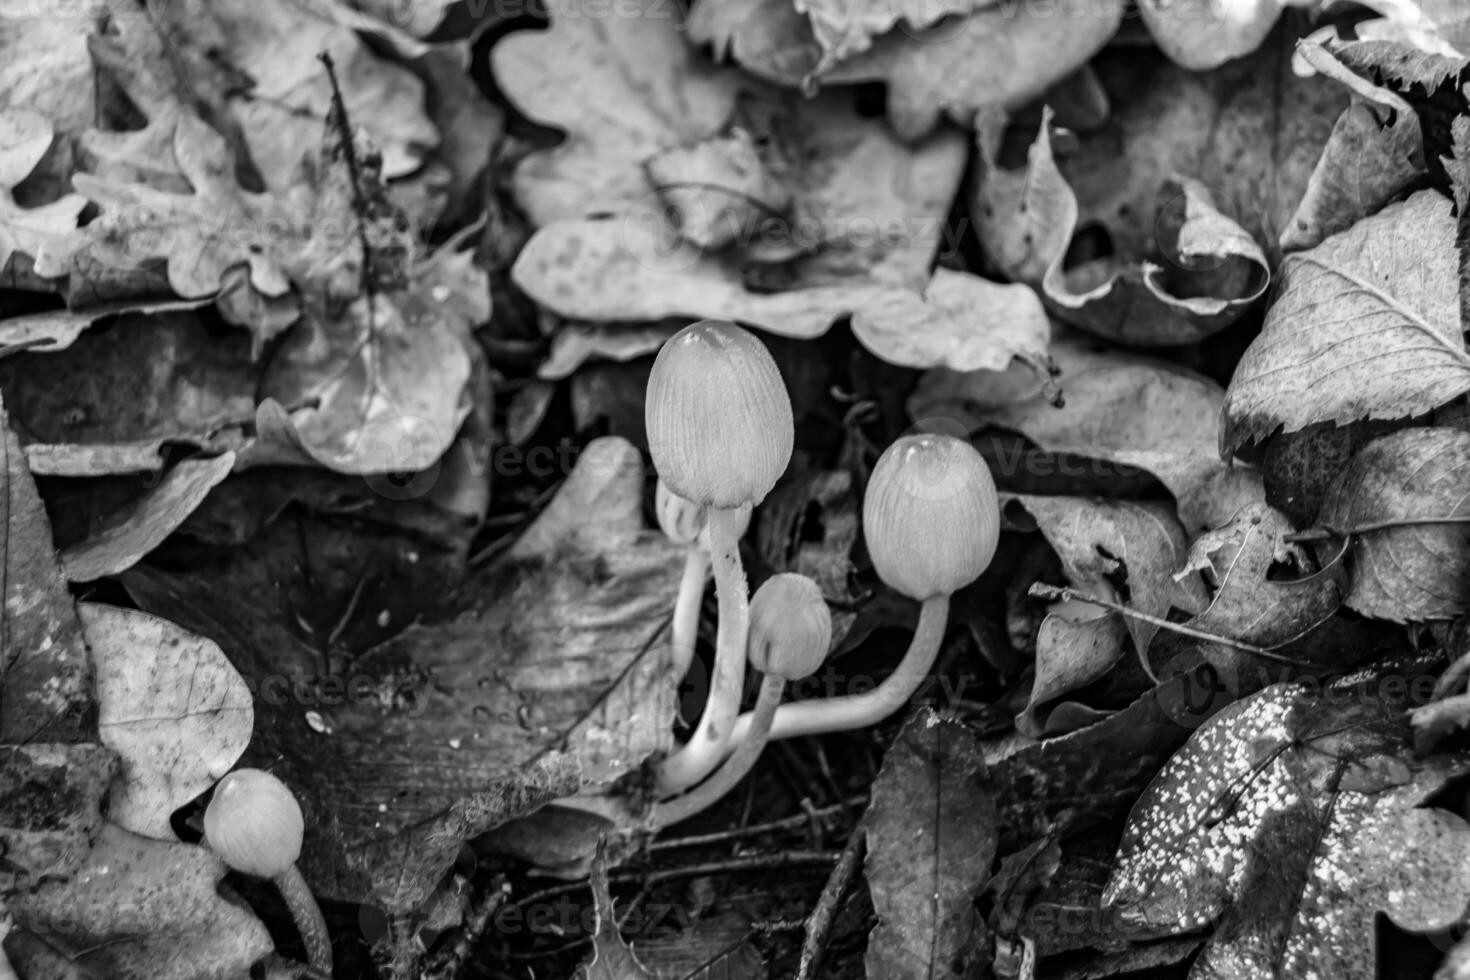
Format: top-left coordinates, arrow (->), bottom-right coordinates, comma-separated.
645,321 -> 794,509
863,434 -> 999,600
748,573 -> 832,679
203,768 -> 304,878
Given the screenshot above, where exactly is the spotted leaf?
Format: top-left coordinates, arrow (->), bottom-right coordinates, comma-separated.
1103,671 -> 1470,980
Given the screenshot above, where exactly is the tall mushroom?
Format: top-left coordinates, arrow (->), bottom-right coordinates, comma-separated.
730,433 -> 998,743
655,477 -> 750,683
204,768 -> 332,977
655,573 -> 831,825
647,321 -> 794,795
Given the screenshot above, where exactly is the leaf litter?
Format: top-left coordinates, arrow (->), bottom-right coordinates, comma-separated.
4,2 -> 1470,978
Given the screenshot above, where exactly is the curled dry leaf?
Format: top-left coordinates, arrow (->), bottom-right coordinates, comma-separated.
864,710 -> 995,980
6,823 -> 272,980
1103,678 -> 1470,980
976,111 -> 1270,347
83,603 -> 253,842
60,454 -> 236,582
1177,502 -> 1343,649
1282,40 -> 1426,252
1221,191 -> 1467,455
1007,495 -> 1208,657
1316,427 -> 1470,622
1018,609 -> 1129,738
1018,33 -> 1343,260
0,312 -> 256,478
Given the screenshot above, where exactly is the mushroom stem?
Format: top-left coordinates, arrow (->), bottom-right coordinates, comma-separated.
668,546 -> 711,681
656,506 -> 750,793
274,863 -> 333,977
654,672 -> 784,825
728,595 -> 949,745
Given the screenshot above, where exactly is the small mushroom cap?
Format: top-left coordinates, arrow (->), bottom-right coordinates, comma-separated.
863,434 -> 999,600
645,321 -> 794,509
748,573 -> 832,679
204,768 -> 304,878
656,478 -> 707,545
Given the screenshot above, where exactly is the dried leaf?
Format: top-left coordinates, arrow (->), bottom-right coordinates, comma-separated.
171,0 -> 435,191
1316,427 -> 1470,621
1282,40 -> 1426,252
864,710 -> 995,980
7,823 -> 272,980
60,454 -> 235,582
0,397 -> 93,744
816,1 -> 1123,140
1018,611 -> 1128,738
1329,31 -> 1469,90
1447,116 -> 1470,212
494,0 -> 1048,371
977,114 -> 1270,347
260,287 -> 473,475
0,312 -> 256,477
0,12 -> 96,136
1007,496 -> 1207,657
0,110 -> 81,277
686,0 -> 1122,140
70,114 -> 302,306
1179,502 -> 1343,648
0,744 -> 117,889
1139,0 -> 1283,69
580,839 -> 656,980
1221,191 -> 1467,454
1029,33 -> 1344,258
0,297 -> 212,355
913,332 -> 1261,533
1103,678 -> 1470,980
794,0 -> 989,69
124,437 -> 678,907
84,603 -> 253,841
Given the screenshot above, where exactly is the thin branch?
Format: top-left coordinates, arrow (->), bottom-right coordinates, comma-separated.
647,795 -> 866,851
796,812 -> 868,980
1026,583 -> 1311,667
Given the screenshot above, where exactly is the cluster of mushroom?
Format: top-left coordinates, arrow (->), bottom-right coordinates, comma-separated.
647,320 -> 1000,823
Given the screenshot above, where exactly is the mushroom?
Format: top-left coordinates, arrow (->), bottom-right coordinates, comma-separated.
655,573 -> 831,825
204,768 -> 331,977
646,320 -> 794,794
730,433 -> 998,743
654,477 -> 750,683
